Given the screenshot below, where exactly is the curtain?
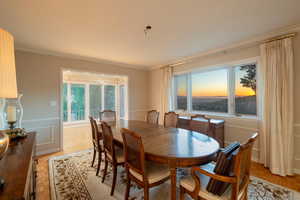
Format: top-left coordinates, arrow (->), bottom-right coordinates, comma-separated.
260,37 -> 294,176
159,66 -> 173,124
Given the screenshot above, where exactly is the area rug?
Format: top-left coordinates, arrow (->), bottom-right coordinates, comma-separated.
48,149 -> 300,200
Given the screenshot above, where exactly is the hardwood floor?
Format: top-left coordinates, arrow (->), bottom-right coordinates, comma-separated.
36,125 -> 300,199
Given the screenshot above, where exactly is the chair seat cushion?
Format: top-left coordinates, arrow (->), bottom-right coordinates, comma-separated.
129,162 -> 170,184
180,163 -> 243,200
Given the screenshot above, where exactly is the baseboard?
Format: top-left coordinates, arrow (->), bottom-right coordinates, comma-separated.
36,147 -> 61,157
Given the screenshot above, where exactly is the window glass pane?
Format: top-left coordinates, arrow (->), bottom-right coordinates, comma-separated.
192,69 -> 228,113
63,83 -> 68,122
71,84 -> 85,121
235,64 -> 257,115
104,85 -> 115,111
120,85 -> 125,118
174,74 -> 188,110
89,85 -> 102,119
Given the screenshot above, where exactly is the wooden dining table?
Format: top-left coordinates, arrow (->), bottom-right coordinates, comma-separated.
107,120 -> 220,200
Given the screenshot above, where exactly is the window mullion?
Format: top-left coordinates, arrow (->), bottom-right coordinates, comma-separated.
101,85 -> 105,112
85,84 -> 90,120
187,73 -> 192,112
228,67 -> 235,115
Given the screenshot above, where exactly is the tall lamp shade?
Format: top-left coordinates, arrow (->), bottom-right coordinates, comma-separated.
0,28 -> 18,98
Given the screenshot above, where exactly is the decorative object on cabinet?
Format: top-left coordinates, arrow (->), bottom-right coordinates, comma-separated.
0,28 -> 18,130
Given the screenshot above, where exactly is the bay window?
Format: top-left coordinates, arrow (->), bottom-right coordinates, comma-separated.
173,62 -> 257,116
63,82 -> 127,123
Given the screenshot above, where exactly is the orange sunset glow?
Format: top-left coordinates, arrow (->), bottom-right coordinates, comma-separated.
176,68 -> 256,97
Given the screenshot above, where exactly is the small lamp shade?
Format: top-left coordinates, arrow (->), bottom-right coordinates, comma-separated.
0,28 -> 18,98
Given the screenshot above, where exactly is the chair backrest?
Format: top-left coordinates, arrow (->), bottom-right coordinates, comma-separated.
231,133 -> 258,199
100,110 -> 116,122
101,121 -> 115,160
89,116 -> 96,141
190,114 -> 212,135
146,110 -> 159,125
164,112 -> 179,128
121,128 -> 145,175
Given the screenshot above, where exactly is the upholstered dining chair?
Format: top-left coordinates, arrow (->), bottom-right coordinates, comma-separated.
100,121 -> 125,196
146,110 -> 159,125
100,110 -> 116,122
121,128 -> 170,200
190,114 -> 212,136
89,116 -> 104,176
180,133 -> 258,200
164,111 -> 179,128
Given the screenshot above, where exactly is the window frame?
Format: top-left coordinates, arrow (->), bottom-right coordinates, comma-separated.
172,57 -> 260,118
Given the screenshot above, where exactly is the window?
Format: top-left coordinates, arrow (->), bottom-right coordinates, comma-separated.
192,69 -> 228,113
63,83 -> 68,122
71,84 -> 86,121
119,85 -> 125,118
235,64 -> 257,115
174,75 -> 188,110
89,84 -> 102,119
172,62 -> 257,116
63,82 -> 127,123
104,85 -> 116,111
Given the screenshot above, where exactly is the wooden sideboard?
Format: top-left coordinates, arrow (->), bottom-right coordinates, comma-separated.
178,116 -> 225,147
0,132 -> 36,200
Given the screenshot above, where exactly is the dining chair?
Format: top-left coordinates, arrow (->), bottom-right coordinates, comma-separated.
100,110 -> 116,122
121,128 -> 170,200
146,110 -> 159,125
164,111 -> 179,128
89,116 -> 104,176
180,133 -> 258,200
100,121 -> 124,196
190,114 -> 212,136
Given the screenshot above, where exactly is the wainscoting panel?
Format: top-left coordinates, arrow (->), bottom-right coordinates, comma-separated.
22,118 -> 61,156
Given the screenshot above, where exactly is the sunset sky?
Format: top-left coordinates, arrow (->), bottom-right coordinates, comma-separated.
176,69 -> 255,97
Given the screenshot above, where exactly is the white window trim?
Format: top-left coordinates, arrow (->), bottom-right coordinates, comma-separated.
172,57 -> 260,120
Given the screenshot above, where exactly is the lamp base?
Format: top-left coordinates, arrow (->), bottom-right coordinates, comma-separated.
0,177 -> 5,189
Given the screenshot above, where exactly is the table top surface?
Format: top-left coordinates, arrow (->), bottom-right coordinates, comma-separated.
108,120 -> 220,162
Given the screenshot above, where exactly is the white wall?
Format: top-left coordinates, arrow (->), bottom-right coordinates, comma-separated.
15,50 -> 149,155
149,32 -> 300,173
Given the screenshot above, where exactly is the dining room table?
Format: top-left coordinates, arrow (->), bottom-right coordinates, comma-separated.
106,120 -> 220,200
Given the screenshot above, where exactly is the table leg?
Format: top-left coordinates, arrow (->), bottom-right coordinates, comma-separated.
170,167 -> 177,200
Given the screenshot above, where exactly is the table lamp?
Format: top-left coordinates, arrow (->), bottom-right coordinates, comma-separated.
0,28 -> 18,188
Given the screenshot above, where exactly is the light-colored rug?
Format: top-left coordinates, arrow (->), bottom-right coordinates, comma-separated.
49,149 -> 300,200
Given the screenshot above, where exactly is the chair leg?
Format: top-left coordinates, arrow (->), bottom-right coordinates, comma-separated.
91,149 -> 96,167
96,151 -> 102,176
180,186 -> 185,200
144,185 -> 149,200
110,165 -> 117,196
124,174 -> 131,200
102,158 -> 108,183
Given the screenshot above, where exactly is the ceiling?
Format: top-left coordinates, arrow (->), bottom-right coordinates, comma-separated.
0,0 -> 300,69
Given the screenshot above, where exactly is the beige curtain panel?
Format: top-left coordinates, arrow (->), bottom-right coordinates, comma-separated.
159,66 -> 173,124
260,37 -> 294,176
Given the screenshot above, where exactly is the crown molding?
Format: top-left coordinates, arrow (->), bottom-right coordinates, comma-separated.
15,44 -> 151,71
150,23 -> 300,70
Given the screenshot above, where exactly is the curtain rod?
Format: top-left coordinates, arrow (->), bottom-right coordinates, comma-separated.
163,32 -> 298,69
262,32 -> 297,44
